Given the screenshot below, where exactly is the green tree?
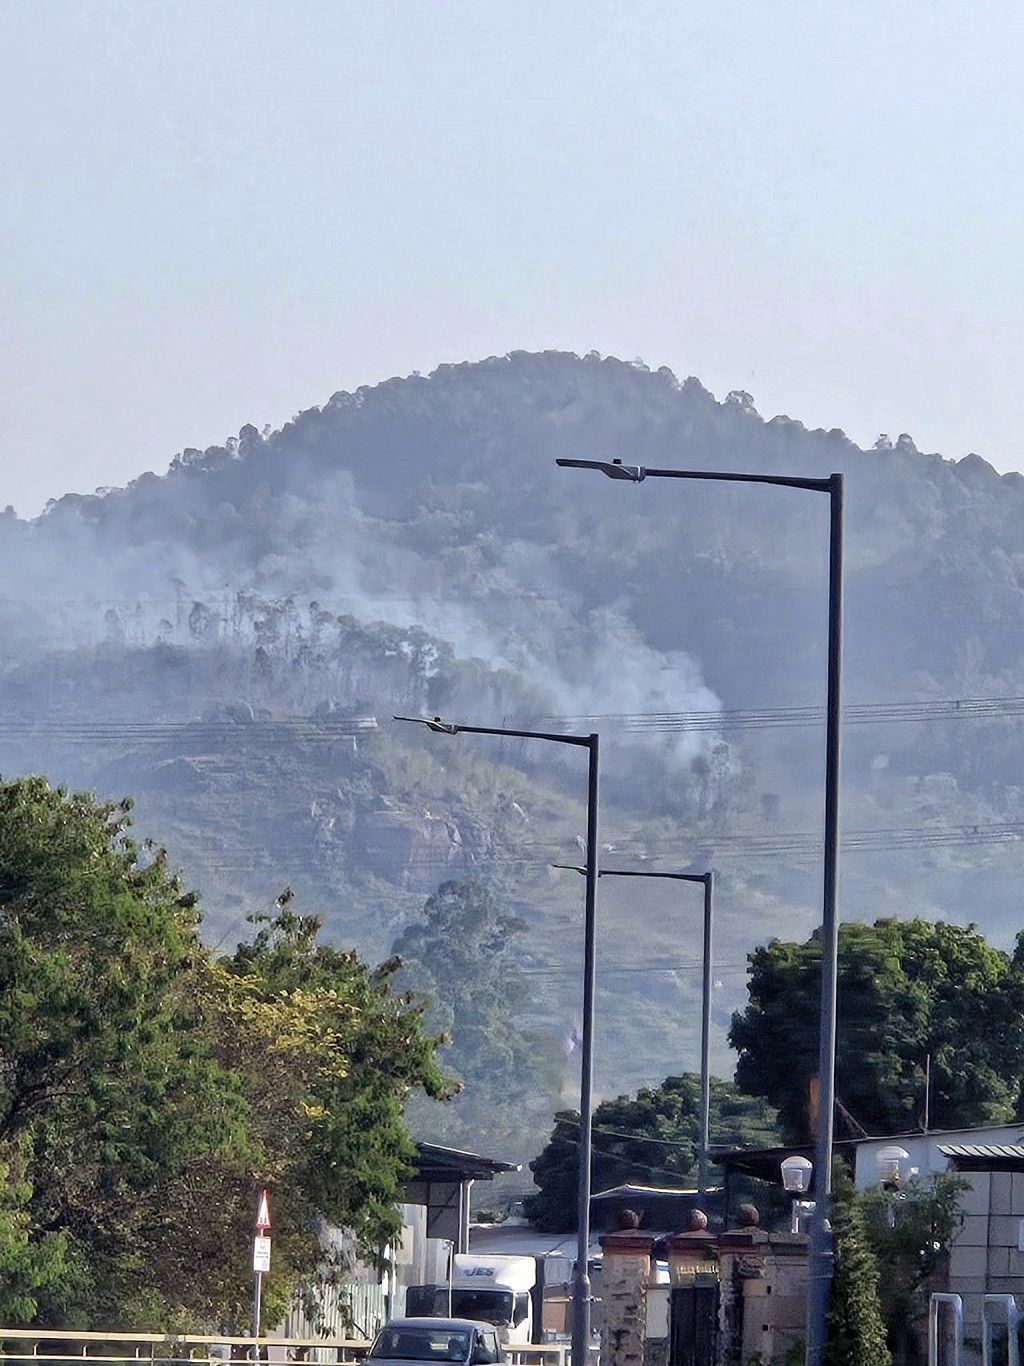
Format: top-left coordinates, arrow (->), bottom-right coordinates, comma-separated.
0,778 -> 453,1332
214,902 -> 454,1331
79,902 -> 454,1335
0,776 -> 249,1327
391,880 -> 562,1154
829,1172 -> 892,1366
0,1145 -> 78,1323
861,1173 -> 967,1365
729,919 -> 1024,1141
524,1074 -> 779,1232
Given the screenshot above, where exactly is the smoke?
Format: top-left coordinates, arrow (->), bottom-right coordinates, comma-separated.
0,430 -> 722,771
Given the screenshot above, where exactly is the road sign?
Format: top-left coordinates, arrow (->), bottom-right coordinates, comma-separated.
253,1236 -> 271,1273
256,1188 -> 271,1230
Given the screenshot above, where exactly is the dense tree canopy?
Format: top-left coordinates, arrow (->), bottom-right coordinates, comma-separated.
216,904 -> 453,1315
524,1073 -> 779,1232
729,918 -> 1024,1141
0,777 -> 451,1329
0,777 -> 246,1325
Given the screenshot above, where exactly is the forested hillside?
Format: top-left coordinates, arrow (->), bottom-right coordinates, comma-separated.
3,350 -> 1023,1167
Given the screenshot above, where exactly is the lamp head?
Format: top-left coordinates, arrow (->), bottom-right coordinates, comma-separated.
875,1145 -> 910,1188
780,1154 -> 813,1194
394,715 -> 460,735
556,457 -> 646,482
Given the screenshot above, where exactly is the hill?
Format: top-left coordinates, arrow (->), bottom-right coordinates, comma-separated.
3,350 -> 1023,1164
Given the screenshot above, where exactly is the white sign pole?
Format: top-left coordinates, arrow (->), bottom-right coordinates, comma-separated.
252,1268 -> 262,1356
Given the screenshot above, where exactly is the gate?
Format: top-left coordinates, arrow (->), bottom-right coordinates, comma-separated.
670,1282 -> 720,1366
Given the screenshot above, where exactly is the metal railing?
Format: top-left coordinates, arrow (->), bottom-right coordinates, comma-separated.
0,1334 -> 572,1366
0,1333 -> 369,1366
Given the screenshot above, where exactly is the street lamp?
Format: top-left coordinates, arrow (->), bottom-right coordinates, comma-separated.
557,456 -> 844,1366
781,1154 -> 815,1234
876,1145 -> 910,1228
875,1144 -> 910,1188
553,864 -> 715,1202
394,714 -> 600,1366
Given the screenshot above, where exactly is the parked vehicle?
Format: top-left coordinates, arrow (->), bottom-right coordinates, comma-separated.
367,1318 -> 504,1366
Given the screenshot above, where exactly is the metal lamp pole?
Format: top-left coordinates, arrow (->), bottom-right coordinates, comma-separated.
394,715 -> 600,1366
556,457 -> 843,1366
554,865 -> 714,1202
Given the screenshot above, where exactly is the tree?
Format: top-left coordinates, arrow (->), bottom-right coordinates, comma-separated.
391,880 -> 562,1155
0,1147 -> 77,1323
0,779 -> 453,1332
213,903 -> 454,1331
75,902 -> 454,1335
861,1172 -> 967,1365
0,777 -> 248,1327
524,1074 -> 779,1232
829,1171 -> 892,1366
729,919 -> 1024,1141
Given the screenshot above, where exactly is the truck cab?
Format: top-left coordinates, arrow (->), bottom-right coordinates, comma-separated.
405,1255 -> 539,1345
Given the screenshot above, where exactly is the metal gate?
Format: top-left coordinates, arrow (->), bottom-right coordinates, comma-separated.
670,1283 -> 720,1366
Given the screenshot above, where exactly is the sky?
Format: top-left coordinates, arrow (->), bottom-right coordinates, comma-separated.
3,0 -> 1023,517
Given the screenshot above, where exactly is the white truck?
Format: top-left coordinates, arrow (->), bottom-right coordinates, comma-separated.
405,1253 -> 541,1345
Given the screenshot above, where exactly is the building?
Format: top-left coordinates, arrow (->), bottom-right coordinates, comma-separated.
287,1142 -> 519,1340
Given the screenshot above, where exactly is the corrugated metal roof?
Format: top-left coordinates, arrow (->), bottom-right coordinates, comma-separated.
938,1144 -> 1024,1158
938,1143 -> 1024,1171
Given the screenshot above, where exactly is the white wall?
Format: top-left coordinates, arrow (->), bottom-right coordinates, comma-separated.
852,1125 -> 1024,1189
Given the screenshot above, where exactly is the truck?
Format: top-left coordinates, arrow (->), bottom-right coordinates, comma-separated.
405,1254 -> 542,1345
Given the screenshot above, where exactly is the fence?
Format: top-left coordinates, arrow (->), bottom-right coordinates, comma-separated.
0,1332 -> 570,1366
0,1332 -> 367,1366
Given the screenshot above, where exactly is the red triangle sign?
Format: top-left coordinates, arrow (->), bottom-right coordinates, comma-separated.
256,1189 -> 271,1230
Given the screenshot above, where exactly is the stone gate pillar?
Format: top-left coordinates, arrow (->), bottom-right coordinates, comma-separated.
600,1218 -> 655,1366
717,1214 -> 808,1366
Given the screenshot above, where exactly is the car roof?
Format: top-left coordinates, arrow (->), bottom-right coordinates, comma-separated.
379,1319 -> 496,1333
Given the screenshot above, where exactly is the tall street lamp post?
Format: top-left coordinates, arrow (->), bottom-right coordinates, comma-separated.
553,865 -> 714,1201
394,715 -> 600,1366
556,457 -> 843,1366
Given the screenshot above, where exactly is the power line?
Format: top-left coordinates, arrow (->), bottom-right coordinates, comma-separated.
518,962 -> 749,977
539,1116 -> 751,1186
2,692 -> 1024,743
545,694 -> 1024,733
172,814 -> 1024,882
0,719 -> 375,741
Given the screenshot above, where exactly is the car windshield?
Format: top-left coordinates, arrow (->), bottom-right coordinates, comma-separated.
369,1329 -> 471,1362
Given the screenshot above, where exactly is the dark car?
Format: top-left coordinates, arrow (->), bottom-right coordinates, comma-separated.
367,1318 -> 504,1366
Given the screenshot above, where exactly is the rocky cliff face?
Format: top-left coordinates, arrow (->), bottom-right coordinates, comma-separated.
354,797 -> 494,894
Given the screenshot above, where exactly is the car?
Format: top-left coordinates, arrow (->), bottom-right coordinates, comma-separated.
366,1318 -> 505,1366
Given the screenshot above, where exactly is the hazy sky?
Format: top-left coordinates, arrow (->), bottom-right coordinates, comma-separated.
3,0 -> 1023,516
